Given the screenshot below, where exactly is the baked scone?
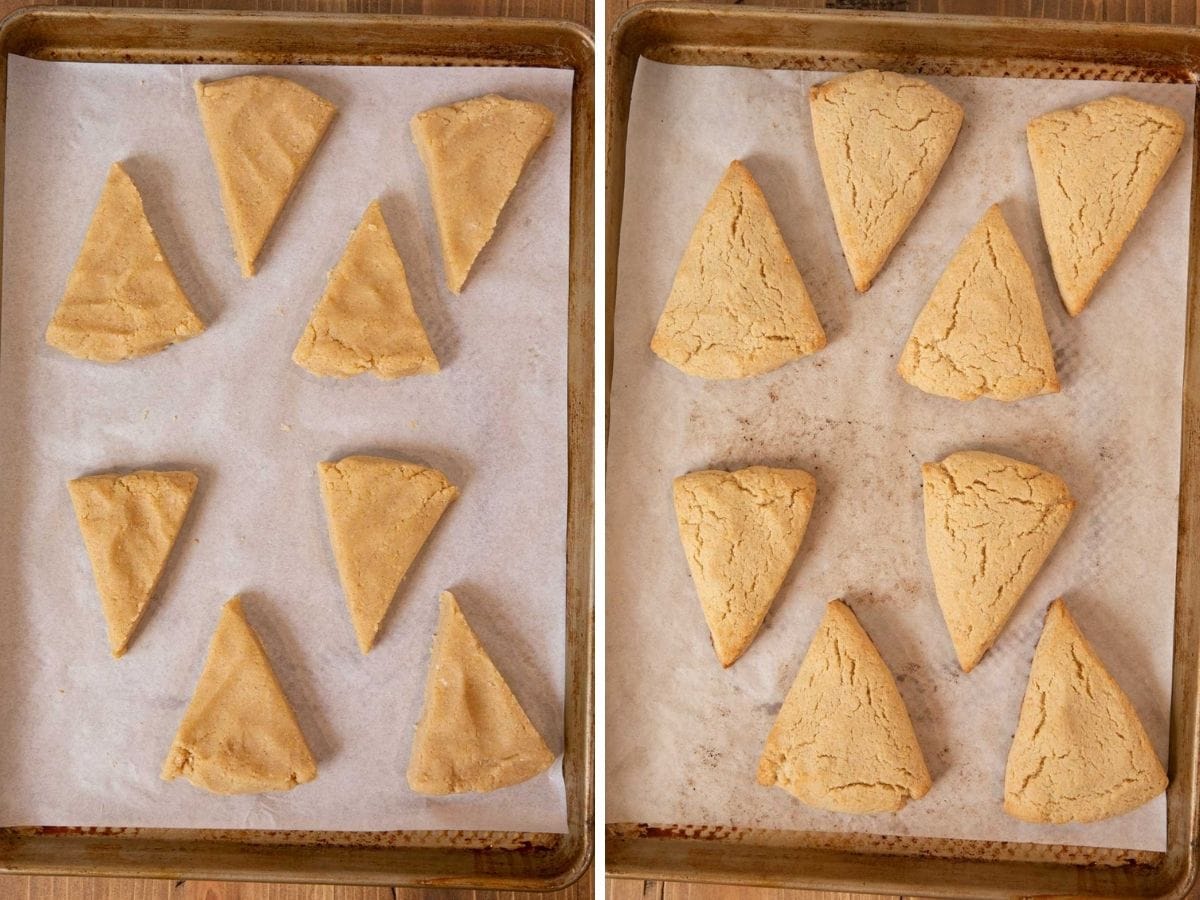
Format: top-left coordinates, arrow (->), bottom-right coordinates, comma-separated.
1005,599 -> 1167,823
67,469 -> 198,657
650,161 -> 827,379
162,596 -> 317,795
922,450 -> 1074,671
293,200 -> 439,378
195,75 -> 336,277
411,94 -> 553,294
810,70 -> 963,292
1028,95 -> 1184,315
898,204 -> 1058,401
318,455 -> 457,653
757,600 -> 932,813
45,163 -> 205,362
673,466 -> 817,667
407,591 -> 555,795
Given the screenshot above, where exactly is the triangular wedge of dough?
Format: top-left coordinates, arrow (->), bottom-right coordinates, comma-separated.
898,205 -> 1059,402
757,600 -> 932,813
195,75 -> 336,277
922,450 -> 1074,672
1028,95 -> 1184,316
45,163 -> 205,362
650,161 -> 827,379
1005,599 -> 1167,823
673,466 -> 817,667
810,70 -> 964,292
318,455 -> 458,653
411,94 -> 553,294
161,596 -> 317,795
67,469 -> 198,657
292,201 -> 439,378
407,591 -> 555,795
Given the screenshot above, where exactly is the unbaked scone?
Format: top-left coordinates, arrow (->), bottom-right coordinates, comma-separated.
67,469 -> 198,657
407,591 -> 555,795
292,200 -> 439,378
1004,599 -> 1167,823
195,75 -> 336,277
1028,95 -> 1184,316
318,455 -> 458,653
898,204 -> 1058,401
411,94 -> 553,294
810,70 -> 963,292
922,450 -> 1074,672
673,466 -> 817,667
650,161 -> 827,379
757,600 -> 932,813
45,163 -> 205,362
162,596 -> 317,795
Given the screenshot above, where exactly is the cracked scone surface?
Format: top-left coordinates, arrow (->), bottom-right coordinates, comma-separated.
898,204 -> 1058,402
318,455 -> 458,653
45,163 -> 205,362
411,94 -> 553,294
1004,599 -> 1167,823
1028,95 -> 1184,316
293,200 -> 439,379
673,465 -> 817,667
161,596 -> 317,795
922,450 -> 1074,672
407,591 -> 555,795
757,600 -> 932,813
810,69 -> 963,292
650,161 -> 826,379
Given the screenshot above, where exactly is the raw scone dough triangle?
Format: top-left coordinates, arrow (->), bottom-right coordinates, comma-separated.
411,94 -> 553,294
1005,599 -> 1167,823
673,466 -> 817,667
195,75 -> 336,277
1028,95 -> 1184,316
318,455 -> 458,653
757,600 -> 932,813
810,70 -> 963,292
922,450 -> 1074,672
650,161 -> 827,379
45,163 -> 205,362
67,469 -> 198,657
407,591 -> 555,795
898,205 -> 1059,402
162,596 -> 318,795
292,201 -> 439,378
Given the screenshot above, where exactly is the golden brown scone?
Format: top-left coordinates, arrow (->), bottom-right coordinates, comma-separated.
922,450 -> 1074,672
898,204 -> 1058,402
810,70 -> 963,292
757,600 -> 932,813
407,591 -> 555,795
411,94 -> 553,294
195,75 -> 336,277
1028,95 -> 1184,316
67,469 -> 198,657
161,596 -> 317,795
650,161 -> 827,379
1004,599 -> 1167,823
673,466 -> 817,667
317,455 -> 457,653
293,200 -> 439,379
45,163 -> 205,362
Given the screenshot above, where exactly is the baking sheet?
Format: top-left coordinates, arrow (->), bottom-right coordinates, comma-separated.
0,55 -> 571,833
606,60 -> 1194,852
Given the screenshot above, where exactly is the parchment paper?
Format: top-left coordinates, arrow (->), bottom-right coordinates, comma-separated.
0,55 -> 571,832
607,60 -> 1195,852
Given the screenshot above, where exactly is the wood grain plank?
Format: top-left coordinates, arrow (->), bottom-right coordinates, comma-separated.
174,884 -> 391,900
607,881 -> 893,900
0,876 -> 174,899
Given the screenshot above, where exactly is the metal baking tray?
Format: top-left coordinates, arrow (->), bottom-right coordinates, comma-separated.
605,5 -> 1200,897
0,6 -> 593,890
